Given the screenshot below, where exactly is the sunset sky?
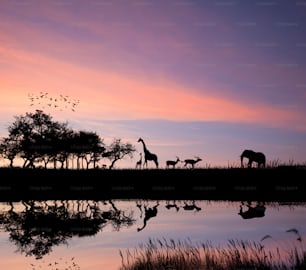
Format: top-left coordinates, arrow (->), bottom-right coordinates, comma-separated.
1,0 -> 306,168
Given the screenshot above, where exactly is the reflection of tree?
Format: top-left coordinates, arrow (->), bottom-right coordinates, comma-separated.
0,200 -> 135,259
106,200 -> 135,230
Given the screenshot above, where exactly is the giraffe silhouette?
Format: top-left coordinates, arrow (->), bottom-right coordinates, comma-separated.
137,138 -> 159,168
135,153 -> 142,169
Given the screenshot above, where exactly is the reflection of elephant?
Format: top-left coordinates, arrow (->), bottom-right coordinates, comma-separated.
238,203 -> 266,219
240,149 -> 266,168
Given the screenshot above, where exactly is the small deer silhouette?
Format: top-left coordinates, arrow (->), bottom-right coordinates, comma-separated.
166,157 -> 180,168
183,157 -> 202,169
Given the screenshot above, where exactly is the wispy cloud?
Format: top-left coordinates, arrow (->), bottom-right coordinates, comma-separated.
0,41 -> 304,132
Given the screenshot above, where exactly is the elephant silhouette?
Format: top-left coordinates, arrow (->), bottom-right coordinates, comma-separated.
240,149 -> 266,168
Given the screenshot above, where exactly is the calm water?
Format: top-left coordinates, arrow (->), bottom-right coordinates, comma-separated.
0,200 -> 305,270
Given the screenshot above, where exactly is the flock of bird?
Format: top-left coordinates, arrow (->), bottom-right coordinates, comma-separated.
30,257 -> 79,270
28,91 -> 80,112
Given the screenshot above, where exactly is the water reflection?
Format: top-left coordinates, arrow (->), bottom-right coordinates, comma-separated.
165,200 -> 180,212
238,201 -> 266,219
0,200 -> 305,269
182,200 -> 202,212
137,202 -> 159,232
0,200 -> 135,259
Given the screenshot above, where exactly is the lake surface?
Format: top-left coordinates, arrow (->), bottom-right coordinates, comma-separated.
0,200 -> 305,270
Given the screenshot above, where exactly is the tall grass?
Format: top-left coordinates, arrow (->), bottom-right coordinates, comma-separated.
119,237 -> 306,270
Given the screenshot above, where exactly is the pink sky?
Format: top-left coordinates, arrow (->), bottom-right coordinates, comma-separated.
1,0 -> 306,167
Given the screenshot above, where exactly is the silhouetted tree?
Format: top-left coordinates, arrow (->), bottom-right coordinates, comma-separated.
47,122 -> 74,169
0,110 -> 136,169
70,131 -> 105,169
4,110 -> 62,168
103,138 -> 136,169
0,137 -> 20,167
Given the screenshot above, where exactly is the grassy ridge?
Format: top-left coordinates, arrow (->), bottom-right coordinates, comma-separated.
0,167 -> 305,201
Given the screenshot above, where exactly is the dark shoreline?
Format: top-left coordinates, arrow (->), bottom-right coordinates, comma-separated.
0,167 -> 305,201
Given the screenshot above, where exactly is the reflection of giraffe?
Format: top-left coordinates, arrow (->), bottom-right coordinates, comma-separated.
136,200 -> 144,218
135,153 -> 142,169
137,202 -> 159,232
137,138 -> 158,168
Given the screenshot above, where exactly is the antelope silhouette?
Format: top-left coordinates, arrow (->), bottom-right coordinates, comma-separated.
166,157 -> 180,168
183,157 -> 202,169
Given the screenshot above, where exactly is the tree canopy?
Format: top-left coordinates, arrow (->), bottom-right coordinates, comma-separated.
0,110 -> 135,169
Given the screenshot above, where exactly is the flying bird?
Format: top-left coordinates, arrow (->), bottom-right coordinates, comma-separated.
261,234 -> 272,242
286,228 -> 299,234
286,228 -> 302,241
